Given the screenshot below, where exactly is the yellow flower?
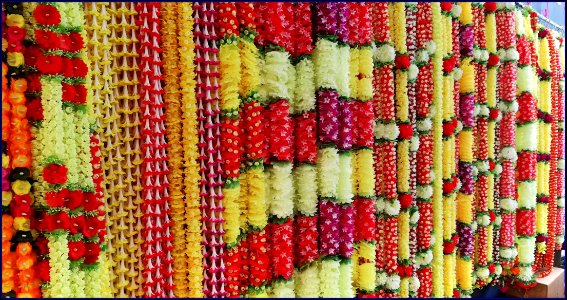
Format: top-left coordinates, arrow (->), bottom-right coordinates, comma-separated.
247,167 -> 267,228
219,44 -> 242,111
2,191 -> 12,206
6,52 -> 24,67
458,130 -> 474,162
456,193 -> 474,224
397,141 -> 410,193
11,180 -> 31,195
13,217 -> 30,231
456,258 -> 473,290
6,14 -> 25,27
223,185 -> 241,245
355,149 -> 375,197
459,58 -> 475,94
459,3 -> 473,26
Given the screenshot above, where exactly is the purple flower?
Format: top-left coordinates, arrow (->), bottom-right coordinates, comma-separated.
338,100 -> 353,150
536,234 -> 548,243
460,26 -> 474,57
459,94 -> 475,128
317,90 -> 340,144
457,223 -> 474,257
2,168 -> 10,191
458,162 -> 475,195
336,3 -> 349,43
320,200 -> 340,256
339,204 -> 354,258
316,3 -> 338,36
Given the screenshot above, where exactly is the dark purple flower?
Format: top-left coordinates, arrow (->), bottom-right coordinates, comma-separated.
460,26 -> 474,57
320,200 -> 340,256
459,94 -> 476,128
336,2 -> 349,43
317,90 -> 340,144
316,3 -> 338,36
457,223 -> 474,257
338,100 -> 353,150
459,162 -> 475,195
339,204 -> 354,258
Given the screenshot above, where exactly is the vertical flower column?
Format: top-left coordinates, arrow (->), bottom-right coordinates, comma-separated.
216,3 -> 243,297
495,2 -> 518,275
440,3 -> 458,297
194,3 -> 226,297
176,3 -> 205,297
391,2 -> 413,297
483,1 -> 503,285
430,3 -> 445,297
512,12 -> 538,289
413,3 -> 435,297
472,2 -> 492,288
352,2 -> 377,297
290,2 -> 319,298
313,3 -> 340,297
552,36 -> 565,258
257,2 -> 295,297
404,4 -> 421,297
136,3 -> 175,297
236,3 -> 270,297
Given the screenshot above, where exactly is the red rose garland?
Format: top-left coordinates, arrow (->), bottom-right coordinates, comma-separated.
135,3 -> 175,297
194,3 -> 226,297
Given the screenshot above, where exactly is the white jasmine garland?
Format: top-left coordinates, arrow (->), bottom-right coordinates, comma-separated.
473,104 -> 481,117
517,66 -> 535,94
430,233 -> 435,246
374,121 -> 383,139
408,64 -> 419,81
455,179 -> 462,192
500,198 -> 518,212
471,221 -> 478,233
455,120 -> 463,134
481,49 -> 490,62
269,162 -> 294,218
517,180 -> 537,209
495,264 -> 502,275
410,210 -> 420,225
410,135 -> 420,152
495,215 -> 502,226
494,163 -> 502,175
516,123 -> 538,152
500,247 -> 518,259
453,67 -> 463,81
517,237 -> 536,263
476,214 -> 491,227
476,267 -> 490,280
451,4 -> 462,18
479,104 -> 490,118
417,185 -> 433,199
375,196 -> 386,214
557,159 -> 565,170
517,266 -> 534,282
476,160 -> 490,173
336,46 -> 351,98
374,44 -> 396,64
375,271 -> 388,287
472,165 -> 479,178
386,274 -> 401,291
499,146 -> 518,162
497,48 -> 507,61
409,276 -> 420,292
557,197 -> 565,208
429,104 -> 436,118
505,2 -> 516,9
417,118 -> 432,132
430,169 -> 436,181
426,40 -> 436,55
383,123 -> 399,141
474,48 -> 482,61
416,49 -> 430,64
556,236 -> 565,245
496,3 -> 506,9
506,48 -> 519,61
384,199 -> 401,216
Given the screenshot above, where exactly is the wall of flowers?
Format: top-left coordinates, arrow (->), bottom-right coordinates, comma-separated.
1,1 -> 565,298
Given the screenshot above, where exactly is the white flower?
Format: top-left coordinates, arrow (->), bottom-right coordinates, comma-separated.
383,123 -> 400,141
426,41 -> 436,55
507,48 -> 519,61
376,271 -> 387,287
410,135 -> 420,152
429,104 -> 436,118
494,163 -> 502,175
518,180 -> 537,209
557,197 -> 565,208
479,104 -> 490,117
384,199 -> 400,216
500,198 -> 518,212
408,64 -> 419,81
497,48 -> 507,61
556,236 -> 565,245
517,266 -> 534,282
416,49 -> 430,63
375,196 -> 386,214
386,274 -> 401,291
499,146 -> 517,162
453,67 -> 463,81
481,49 -> 490,62
451,4 -> 462,18
558,159 -> 565,170
505,2 -> 516,9
410,210 -> 420,225
477,267 -> 490,280
374,44 -> 396,63
430,170 -> 436,181
409,276 -> 420,292
417,118 -> 432,132
455,178 -> 462,192
417,185 -> 433,199
518,237 -> 536,263
500,247 -> 518,259
495,110 -> 502,122
455,120 -> 463,134
474,104 -> 481,117
474,48 -> 482,61
477,214 -> 491,227
476,160 -> 489,173
496,3 -> 507,10
471,221 -> 478,233
472,165 -> 479,178
430,233 -> 436,246
495,264 -> 502,275
495,215 -> 502,226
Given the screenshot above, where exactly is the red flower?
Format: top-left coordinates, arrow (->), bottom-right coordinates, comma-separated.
34,29 -> 58,50
443,56 -> 456,74
64,190 -> 83,210
24,47 -> 42,68
440,2 -> 453,12
69,215 -> 85,235
61,57 -> 75,77
68,32 -> 84,52
12,194 -> 31,205
453,289 -> 461,298
27,98 -> 44,122
98,229 -> 106,244
35,237 -> 49,255
73,84 -> 87,104
42,164 -> 68,185
10,201 -> 32,218
489,108 -> 499,120
33,4 -> 61,26
489,160 -> 496,171
489,263 -> 496,274
395,54 -> 411,70
26,73 -> 42,92
484,2 -> 497,13
399,193 -> 412,209
398,123 -> 413,140
82,216 -> 101,238
487,53 -> 500,67
68,241 -> 86,261
82,192 -> 100,212
538,29 -> 548,39
489,211 -> 496,222
70,58 -> 88,77
36,260 -> 50,282
443,120 -> 456,137
45,190 -> 66,207
58,34 -> 72,52
83,242 -> 101,264
443,240 -> 456,254
44,211 -> 71,232
36,54 -> 63,75
61,83 -> 76,103
7,26 -> 25,42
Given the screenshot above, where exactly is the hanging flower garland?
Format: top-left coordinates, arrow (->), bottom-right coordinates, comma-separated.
413,3 -> 435,297
553,36 -> 565,254
194,3 -> 226,297
494,2 -> 518,277
441,2 -> 458,297
372,2 -> 398,297
290,2 -> 319,298
136,3 -> 175,297
351,2 -> 377,297
472,2 -> 493,288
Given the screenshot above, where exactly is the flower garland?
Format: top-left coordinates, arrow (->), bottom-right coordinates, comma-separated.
290,2 -> 319,298
236,3 -> 270,297
509,10 -> 538,289
430,3 -> 445,297
413,3 -> 435,297
371,3 -> 398,297
472,2 -> 493,288
552,36 -> 565,255
194,3 -> 226,297
495,2 -> 518,276
441,3 -> 458,297
136,3 -> 174,297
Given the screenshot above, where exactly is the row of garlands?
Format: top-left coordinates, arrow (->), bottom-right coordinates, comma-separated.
1,2 -> 565,298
